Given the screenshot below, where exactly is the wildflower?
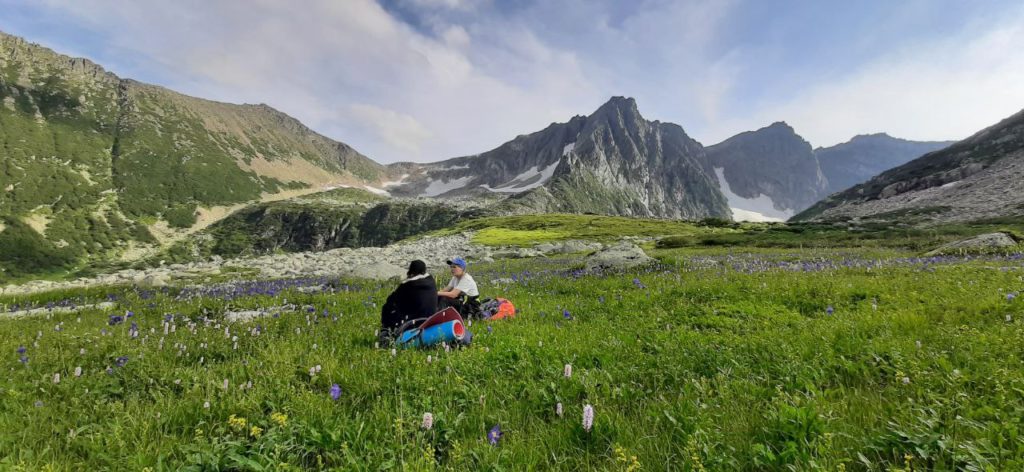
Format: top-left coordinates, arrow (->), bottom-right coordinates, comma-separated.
74,367 -> 82,377
203,401 -> 210,409
915,340 -> 922,349
564,363 -> 572,378
108,315 -> 124,326
19,355 -> 28,364
222,379 -> 229,390
556,403 -> 563,417
487,424 -> 503,445
329,384 -> 342,400
249,425 -> 263,438
228,414 -> 247,431
563,309 -> 572,319
487,325 -> 493,333
421,412 -> 434,430
1009,293 -> 1017,302
427,355 -> 432,364
826,305 -> 834,315
79,348 -> 85,355
16,346 -> 26,354
115,356 -> 129,367
34,400 -> 44,408
582,404 -> 594,432
391,348 -> 397,357
1007,314 -> 1013,322
902,376 -> 911,385
53,373 -> 61,384
271,412 -> 288,427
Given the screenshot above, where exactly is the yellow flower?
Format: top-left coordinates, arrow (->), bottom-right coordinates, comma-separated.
271,412 -> 289,427
228,414 -> 247,431
250,425 -> 263,438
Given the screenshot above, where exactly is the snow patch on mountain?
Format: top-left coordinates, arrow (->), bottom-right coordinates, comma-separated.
714,167 -> 792,222
480,160 -> 560,193
421,175 -> 474,197
363,185 -> 391,196
562,142 -> 575,156
381,174 -> 409,187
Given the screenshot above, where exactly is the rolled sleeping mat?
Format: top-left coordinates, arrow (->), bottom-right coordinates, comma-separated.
398,319 -> 465,349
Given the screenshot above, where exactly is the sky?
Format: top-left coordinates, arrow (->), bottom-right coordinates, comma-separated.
2,0 -> 1024,163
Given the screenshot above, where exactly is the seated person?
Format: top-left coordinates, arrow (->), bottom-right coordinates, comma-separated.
437,257 -> 480,316
379,260 -> 437,343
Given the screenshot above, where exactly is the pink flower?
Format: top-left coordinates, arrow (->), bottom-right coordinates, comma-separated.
582,404 -> 594,432
421,413 -> 434,430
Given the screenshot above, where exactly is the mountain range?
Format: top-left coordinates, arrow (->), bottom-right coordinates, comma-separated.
5,29 -> 1009,277
795,107 -> 1024,224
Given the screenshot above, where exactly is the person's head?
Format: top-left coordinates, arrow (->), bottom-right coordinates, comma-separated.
446,257 -> 467,277
407,260 -> 427,279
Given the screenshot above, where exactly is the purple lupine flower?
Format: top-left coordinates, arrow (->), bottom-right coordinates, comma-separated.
487,424 -> 503,445
1008,293 -> 1017,302
126,311 -> 135,318
563,309 -> 572,320
16,346 -> 26,355
115,356 -> 129,367
19,355 -> 28,364
826,305 -> 834,316
633,278 -> 646,289
487,325 -> 493,333
108,315 -> 124,326
329,384 -> 342,400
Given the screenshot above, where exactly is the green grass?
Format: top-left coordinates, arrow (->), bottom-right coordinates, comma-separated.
430,214 -> 742,247
2,245 -> 1023,470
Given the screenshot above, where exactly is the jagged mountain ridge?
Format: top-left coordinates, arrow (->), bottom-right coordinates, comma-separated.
794,107 -> 1024,223
388,97 -> 731,219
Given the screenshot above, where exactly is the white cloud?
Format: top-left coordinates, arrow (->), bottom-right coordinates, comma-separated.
699,8 -> 1024,147
349,104 -> 433,156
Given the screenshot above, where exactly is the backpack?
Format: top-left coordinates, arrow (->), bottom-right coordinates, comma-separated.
481,298 -> 516,320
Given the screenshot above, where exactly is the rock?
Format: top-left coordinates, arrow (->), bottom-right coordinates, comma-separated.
584,242 -> 653,271
346,262 -> 406,281
925,232 -> 1018,256
138,273 -> 170,288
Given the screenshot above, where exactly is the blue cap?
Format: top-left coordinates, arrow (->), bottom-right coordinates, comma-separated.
446,257 -> 467,269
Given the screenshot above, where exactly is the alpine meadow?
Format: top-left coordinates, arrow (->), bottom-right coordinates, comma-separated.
3,1 -> 1024,471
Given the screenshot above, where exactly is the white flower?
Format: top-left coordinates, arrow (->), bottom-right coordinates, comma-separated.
564,364 -> 572,379
74,367 -> 82,377
427,355 -> 433,364
203,401 -> 210,409
421,412 -> 434,430
915,340 -> 922,349
1007,314 -> 1013,322
556,403 -> 563,418
582,404 -> 594,432
222,379 -> 229,390
901,377 -> 911,385
79,348 -> 86,355
391,348 -> 397,357
309,367 -> 317,377
52,373 -> 60,384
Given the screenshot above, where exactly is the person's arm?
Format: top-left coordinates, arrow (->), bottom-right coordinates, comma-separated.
438,287 -> 462,299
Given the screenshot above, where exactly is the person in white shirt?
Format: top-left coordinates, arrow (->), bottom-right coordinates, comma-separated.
437,257 -> 479,315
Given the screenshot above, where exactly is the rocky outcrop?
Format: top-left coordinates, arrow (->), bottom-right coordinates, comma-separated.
925,232 -> 1018,256
584,242 -> 653,271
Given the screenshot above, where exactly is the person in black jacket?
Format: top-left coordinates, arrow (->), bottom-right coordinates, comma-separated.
379,260 -> 437,344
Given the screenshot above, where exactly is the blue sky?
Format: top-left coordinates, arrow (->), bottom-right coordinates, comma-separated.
2,0 -> 1023,163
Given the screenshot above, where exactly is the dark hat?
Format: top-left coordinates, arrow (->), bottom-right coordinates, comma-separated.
407,260 -> 427,276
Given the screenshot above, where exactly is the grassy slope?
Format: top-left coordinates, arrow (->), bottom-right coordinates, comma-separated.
1,247 -> 1023,469
427,214 -> 741,246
